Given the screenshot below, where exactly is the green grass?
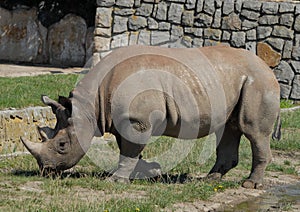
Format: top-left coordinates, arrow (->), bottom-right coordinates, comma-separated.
0,74 -> 78,109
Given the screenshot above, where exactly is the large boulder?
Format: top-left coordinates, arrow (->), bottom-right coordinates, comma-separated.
0,7 -> 47,63
48,14 -> 87,67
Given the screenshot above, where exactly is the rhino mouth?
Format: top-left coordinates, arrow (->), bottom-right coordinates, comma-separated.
40,166 -> 63,177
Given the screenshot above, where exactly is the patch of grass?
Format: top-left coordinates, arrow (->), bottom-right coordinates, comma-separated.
280,99 -> 295,109
271,110 -> 300,151
0,74 -> 78,109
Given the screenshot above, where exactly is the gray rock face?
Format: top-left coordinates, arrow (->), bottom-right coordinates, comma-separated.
291,75 -> 300,99
274,61 -> 295,85
0,8 -> 47,63
48,14 -> 87,67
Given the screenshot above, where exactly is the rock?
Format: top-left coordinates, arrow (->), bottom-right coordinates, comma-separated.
221,13 -> 241,30
0,107 -> 56,153
195,13 -> 213,27
116,0 -> 134,8
156,1 -> 168,20
151,31 -> 170,45
241,9 -> 260,21
279,2 -> 295,13
196,0 -> 203,13
291,61 -> 300,74
113,8 -> 134,16
246,29 -> 256,41
136,3 -> 153,17
279,83 -> 292,99
243,1 -> 262,11
137,30 -> 150,45
148,17 -> 158,29
48,14 -> 87,67
185,0 -> 196,10
290,75 -> 300,99
282,41 -> 293,59
295,15 -> 300,32
111,33 -> 129,49
212,9 -> 222,28
222,31 -> 231,41
168,3 -> 184,24
85,27 -> 95,65
280,14 -> 294,27
262,2 -> 278,14
266,38 -> 284,52
182,10 -> 194,26
242,20 -> 258,30
203,0 -> 215,15
204,29 -> 222,41
158,22 -> 171,30
113,16 -> 128,33
128,16 -> 147,31
246,42 -> 256,54
231,31 -> 245,48
0,8 -> 46,63
96,7 -> 112,28
257,42 -> 281,68
273,61 -> 295,84
259,15 -> 279,25
222,0 -> 235,15
292,46 -> 300,60
97,0 -> 115,7
171,25 -> 184,41
94,37 -> 111,52
257,26 -> 272,39
129,31 -> 139,45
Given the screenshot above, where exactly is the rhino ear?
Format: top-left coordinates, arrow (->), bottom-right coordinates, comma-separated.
58,96 -> 72,114
41,95 -> 63,114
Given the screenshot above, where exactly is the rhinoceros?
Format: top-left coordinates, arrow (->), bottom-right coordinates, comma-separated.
21,45 -> 281,189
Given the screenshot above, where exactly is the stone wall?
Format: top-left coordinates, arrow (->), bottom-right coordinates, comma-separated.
0,107 -> 55,153
0,7 -> 94,67
94,0 -> 300,100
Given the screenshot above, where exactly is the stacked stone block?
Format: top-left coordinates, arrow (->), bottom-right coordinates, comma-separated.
94,0 -> 300,100
0,107 -> 55,153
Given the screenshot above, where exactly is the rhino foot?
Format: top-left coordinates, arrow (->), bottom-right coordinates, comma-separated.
131,160 -> 162,179
107,174 -> 130,184
242,179 -> 264,189
206,172 -> 222,181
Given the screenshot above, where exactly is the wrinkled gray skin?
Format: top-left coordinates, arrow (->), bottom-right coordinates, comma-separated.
21,45 -> 281,189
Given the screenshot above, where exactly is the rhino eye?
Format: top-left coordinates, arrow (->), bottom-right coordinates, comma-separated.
56,141 -> 70,154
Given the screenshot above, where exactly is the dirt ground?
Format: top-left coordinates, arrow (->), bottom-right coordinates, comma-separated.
168,150 -> 300,212
0,63 -> 85,77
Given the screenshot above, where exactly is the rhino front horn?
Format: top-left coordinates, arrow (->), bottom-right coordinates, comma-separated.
20,137 -> 43,159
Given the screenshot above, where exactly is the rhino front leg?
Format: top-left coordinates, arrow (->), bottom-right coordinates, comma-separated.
108,136 -> 145,183
208,123 -> 242,180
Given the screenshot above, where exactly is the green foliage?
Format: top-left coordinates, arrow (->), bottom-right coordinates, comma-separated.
0,74 -> 78,109
280,99 -> 295,109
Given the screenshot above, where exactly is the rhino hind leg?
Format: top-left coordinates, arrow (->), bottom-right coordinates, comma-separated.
242,134 -> 272,189
237,78 -> 278,189
207,123 -> 242,180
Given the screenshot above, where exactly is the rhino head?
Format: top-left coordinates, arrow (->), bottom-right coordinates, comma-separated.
21,95 -> 89,176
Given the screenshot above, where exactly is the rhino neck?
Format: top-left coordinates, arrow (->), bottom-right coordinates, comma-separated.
70,92 -> 97,156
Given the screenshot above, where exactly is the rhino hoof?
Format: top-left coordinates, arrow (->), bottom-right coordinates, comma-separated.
107,175 -> 130,184
206,172 -> 222,181
242,179 -> 264,189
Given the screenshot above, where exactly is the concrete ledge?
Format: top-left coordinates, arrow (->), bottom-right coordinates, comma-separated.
0,106 -> 55,153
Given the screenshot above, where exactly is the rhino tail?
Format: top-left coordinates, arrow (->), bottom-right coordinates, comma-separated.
272,114 -> 281,141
